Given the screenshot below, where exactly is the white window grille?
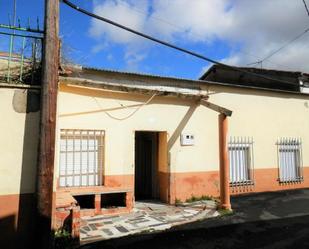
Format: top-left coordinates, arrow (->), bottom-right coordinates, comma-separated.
228,137 -> 254,186
59,129 -> 104,187
277,138 -> 303,183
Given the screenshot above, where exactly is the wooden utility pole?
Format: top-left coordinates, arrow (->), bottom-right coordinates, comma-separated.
37,0 -> 59,247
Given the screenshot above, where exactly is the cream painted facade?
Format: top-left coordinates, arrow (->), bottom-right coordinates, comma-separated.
0,87 -> 40,195
56,84 -> 219,178
56,82 -> 309,180
55,69 -> 309,203
207,85 -> 309,169
0,85 -> 40,249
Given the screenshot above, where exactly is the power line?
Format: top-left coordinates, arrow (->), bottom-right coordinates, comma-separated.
116,0 -> 187,34
303,0 -> 309,16
248,27 -> 309,66
249,0 -> 309,67
62,0 -> 299,87
110,0 -> 287,69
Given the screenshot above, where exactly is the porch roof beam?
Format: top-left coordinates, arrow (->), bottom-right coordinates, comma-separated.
201,99 -> 233,116
60,76 -> 208,100
60,76 -> 233,116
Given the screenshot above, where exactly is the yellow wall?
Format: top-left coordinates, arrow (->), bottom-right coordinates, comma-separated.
206,85 -> 309,169
56,84 -> 219,180
56,82 -> 309,183
0,87 -> 40,195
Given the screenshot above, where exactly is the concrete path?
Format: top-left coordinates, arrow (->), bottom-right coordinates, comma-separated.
80,200 -> 219,244
80,189 -> 309,249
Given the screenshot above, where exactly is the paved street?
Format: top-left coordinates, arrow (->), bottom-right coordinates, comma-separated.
80,200 -> 219,244
80,189 -> 309,249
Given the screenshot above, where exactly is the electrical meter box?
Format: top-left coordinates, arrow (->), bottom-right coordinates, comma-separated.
180,134 -> 195,146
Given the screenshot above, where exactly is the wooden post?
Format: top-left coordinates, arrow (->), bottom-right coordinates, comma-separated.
36,0 -> 59,247
218,113 -> 231,210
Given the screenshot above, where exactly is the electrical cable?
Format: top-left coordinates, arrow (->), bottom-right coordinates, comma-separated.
94,93 -> 157,121
62,0 -> 300,87
249,27 -> 309,65
115,0 -> 287,69
249,1 -> 309,66
303,0 -> 309,16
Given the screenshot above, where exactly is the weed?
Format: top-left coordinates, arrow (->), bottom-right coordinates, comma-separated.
175,198 -> 183,205
218,208 -> 234,216
185,195 -> 214,203
54,229 -> 75,249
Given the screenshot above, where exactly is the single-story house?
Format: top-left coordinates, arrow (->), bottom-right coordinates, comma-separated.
53,64 -> 309,233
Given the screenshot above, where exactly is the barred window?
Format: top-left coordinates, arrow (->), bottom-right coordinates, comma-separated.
228,137 -> 254,186
59,129 -> 104,187
277,138 -> 303,183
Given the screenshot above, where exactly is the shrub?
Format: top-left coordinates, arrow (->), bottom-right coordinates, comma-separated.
54,229 -> 75,249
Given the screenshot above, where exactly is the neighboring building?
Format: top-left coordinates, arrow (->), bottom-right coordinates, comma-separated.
200,64 -> 306,91
53,65 -> 309,233
0,84 -> 41,248
0,28 -> 42,249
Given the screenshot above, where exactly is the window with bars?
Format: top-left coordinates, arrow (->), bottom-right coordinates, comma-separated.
228,137 -> 254,186
277,138 -> 303,183
59,129 -> 104,187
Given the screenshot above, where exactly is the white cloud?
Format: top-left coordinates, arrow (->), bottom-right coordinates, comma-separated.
218,0 -> 309,72
107,53 -> 113,61
89,0 -> 309,72
91,41 -> 108,53
89,0 -> 149,44
148,0 -> 231,42
124,48 -> 147,71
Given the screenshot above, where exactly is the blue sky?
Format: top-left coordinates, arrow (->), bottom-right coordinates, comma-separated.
1,0 -> 309,79
59,0 -> 231,79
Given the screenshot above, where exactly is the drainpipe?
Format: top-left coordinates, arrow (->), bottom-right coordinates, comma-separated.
218,113 -> 231,210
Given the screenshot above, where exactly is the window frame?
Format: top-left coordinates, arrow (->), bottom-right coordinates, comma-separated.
228,137 -> 254,187
58,129 -> 105,188
277,137 -> 303,183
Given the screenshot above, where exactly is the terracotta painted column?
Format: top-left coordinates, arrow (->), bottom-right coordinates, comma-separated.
218,113 -> 231,210
95,194 -> 101,215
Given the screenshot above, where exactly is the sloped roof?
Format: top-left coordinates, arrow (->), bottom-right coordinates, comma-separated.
60,64 -> 309,96
199,65 -> 307,92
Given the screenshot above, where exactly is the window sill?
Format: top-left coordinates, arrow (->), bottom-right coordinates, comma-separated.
230,180 -> 254,187
278,177 -> 304,184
